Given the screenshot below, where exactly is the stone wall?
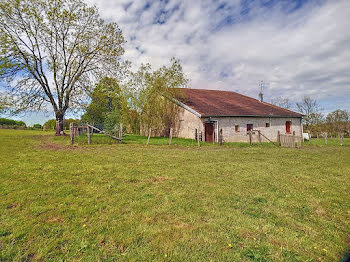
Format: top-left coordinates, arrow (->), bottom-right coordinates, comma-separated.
174,105 -> 303,143
207,116 -> 302,142
174,107 -> 204,140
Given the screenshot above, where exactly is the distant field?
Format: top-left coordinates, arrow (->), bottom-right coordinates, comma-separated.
0,129 -> 349,261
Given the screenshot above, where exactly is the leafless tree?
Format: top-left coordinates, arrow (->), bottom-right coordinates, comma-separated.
271,96 -> 292,110
296,96 -> 323,132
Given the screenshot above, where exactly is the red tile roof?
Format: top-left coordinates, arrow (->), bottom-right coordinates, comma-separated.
175,88 -> 303,117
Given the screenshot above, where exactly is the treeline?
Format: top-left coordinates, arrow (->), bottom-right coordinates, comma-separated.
0,118 -> 26,129
42,119 -> 81,131
307,109 -> 349,137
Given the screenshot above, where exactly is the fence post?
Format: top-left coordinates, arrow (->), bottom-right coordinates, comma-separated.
340,133 -> 344,146
277,131 -> 281,146
219,128 -> 223,145
292,131 -> 296,148
197,129 -> 201,147
74,123 -> 78,137
70,122 -> 74,145
87,124 -> 91,145
248,131 -> 252,145
325,132 -> 328,145
258,130 -> 262,144
119,123 -> 123,141
169,128 -> 173,145
147,127 -> 151,145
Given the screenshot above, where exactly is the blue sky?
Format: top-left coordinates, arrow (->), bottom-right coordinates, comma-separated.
3,0 -> 350,125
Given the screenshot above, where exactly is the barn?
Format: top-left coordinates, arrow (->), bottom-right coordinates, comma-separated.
172,88 -> 303,143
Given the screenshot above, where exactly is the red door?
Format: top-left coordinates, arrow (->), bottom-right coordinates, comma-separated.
286,121 -> 291,133
205,122 -> 215,143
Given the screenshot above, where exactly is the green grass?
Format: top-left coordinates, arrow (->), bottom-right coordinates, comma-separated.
74,133 -> 277,148
0,129 -> 349,261
74,132 -> 350,148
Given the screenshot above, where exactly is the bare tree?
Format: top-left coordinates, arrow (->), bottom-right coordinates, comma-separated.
296,96 -> 323,133
271,96 -> 292,110
0,0 -> 125,134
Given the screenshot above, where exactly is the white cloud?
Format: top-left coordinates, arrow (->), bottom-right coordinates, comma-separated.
86,0 -> 350,113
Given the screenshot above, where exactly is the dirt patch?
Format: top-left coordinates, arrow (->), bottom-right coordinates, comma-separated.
7,203 -> 18,209
315,208 -> 328,218
32,134 -> 80,151
99,239 -> 106,246
39,142 -> 75,151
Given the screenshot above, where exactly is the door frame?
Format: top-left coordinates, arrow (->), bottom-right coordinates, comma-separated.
204,121 -> 215,143
286,121 -> 292,134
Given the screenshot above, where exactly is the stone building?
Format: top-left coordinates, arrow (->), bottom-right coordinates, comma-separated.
172,88 -> 303,143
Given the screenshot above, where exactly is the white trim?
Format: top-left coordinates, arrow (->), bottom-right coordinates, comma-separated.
204,119 -> 219,143
172,99 -> 201,118
213,120 -> 219,143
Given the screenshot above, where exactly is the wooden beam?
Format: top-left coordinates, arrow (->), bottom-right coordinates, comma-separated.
86,124 -> 121,141
169,128 -> 173,145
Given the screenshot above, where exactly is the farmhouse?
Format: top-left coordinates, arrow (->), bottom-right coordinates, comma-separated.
172,88 -> 303,143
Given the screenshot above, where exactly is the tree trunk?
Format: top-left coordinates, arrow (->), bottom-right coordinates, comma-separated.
55,114 -> 64,135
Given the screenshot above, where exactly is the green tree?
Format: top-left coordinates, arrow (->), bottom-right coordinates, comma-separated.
82,77 -> 127,133
0,0 -> 125,135
0,93 -> 9,115
43,119 -> 56,130
43,118 -> 80,130
129,58 -> 187,136
326,109 -> 349,135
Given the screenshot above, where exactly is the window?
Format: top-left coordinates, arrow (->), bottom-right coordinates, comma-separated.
247,124 -> 253,132
266,123 -> 270,128
235,125 -> 240,132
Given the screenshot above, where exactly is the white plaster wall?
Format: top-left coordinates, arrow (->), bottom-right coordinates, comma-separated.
211,116 -> 302,142
175,107 -> 204,139
174,105 -> 302,143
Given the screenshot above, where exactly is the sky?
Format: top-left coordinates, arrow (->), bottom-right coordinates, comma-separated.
6,0 -> 350,125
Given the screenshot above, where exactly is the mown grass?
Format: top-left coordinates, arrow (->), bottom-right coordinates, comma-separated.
74,133 -> 276,148
74,132 -> 350,148
0,129 -> 349,261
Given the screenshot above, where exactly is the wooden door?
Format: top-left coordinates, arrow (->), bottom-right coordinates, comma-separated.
205,122 -> 215,143
286,121 -> 291,134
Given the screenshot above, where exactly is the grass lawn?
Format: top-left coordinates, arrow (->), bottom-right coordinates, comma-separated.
0,129 -> 349,261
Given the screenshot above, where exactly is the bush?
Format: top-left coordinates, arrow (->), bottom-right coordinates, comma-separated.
33,124 -> 42,129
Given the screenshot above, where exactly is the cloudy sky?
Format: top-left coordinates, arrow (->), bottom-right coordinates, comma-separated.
14,0 -> 350,124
